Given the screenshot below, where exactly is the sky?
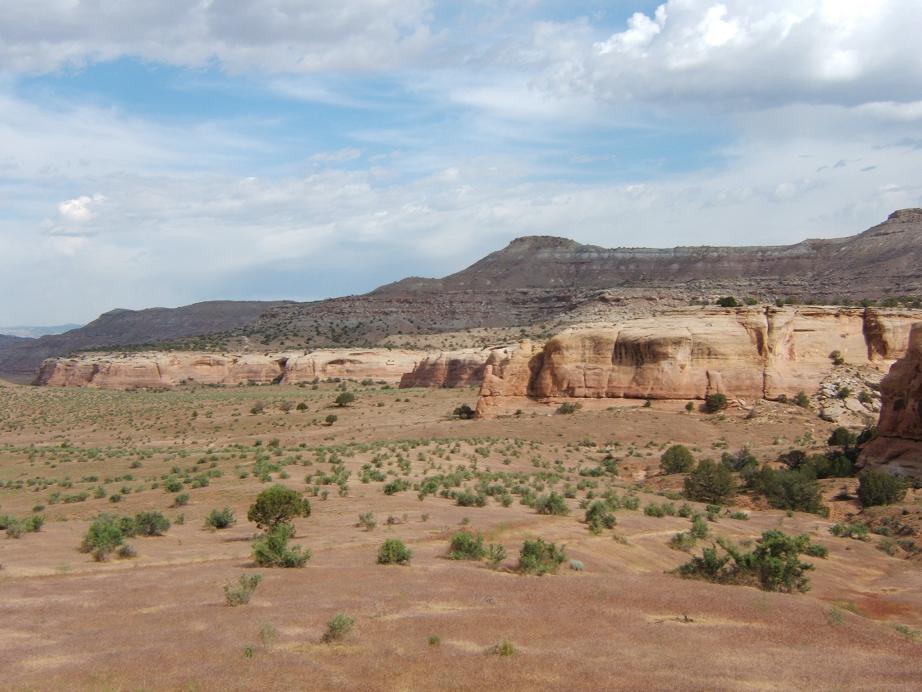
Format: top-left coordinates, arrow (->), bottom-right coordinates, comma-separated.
1,0 -> 921,325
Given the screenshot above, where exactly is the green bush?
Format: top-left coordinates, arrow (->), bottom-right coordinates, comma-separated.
377,538 -> 412,565
857,469 -> 908,507
793,391 -> 810,408
716,296 -> 739,308
134,511 -> 171,536
356,512 -> 377,531
518,538 -> 566,575
556,402 -> 581,415
684,459 -> 736,504
205,507 -> 237,530
80,514 -> 127,561
322,613 -> 355,643
705,393 -> 728,413
453,404 -> 476,420
448,532 -> 486,560
830,522 -> 869,540
677,530 -> 817,593
252,523 -> 311,568
334,392 -> 356,407
247,485 -> 311,529
224,573 -> 263,606
584,501 -> 617,533
660,445 -> 695,474
535,491 -> 569,516
746,467 -> 824,514
827,427 -> 857,448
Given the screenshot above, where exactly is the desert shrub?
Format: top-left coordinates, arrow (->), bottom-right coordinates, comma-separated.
296,402 -> 309,411
453,404 -> 476,420
134,511 -> 171,536
252,524 -> 311,568
377,538 -> 412,565
705,393 -> 728,413
334,392 -> 355,407
5,520 -> 25,539
518,538 -> 566,575
685,401 -> 695,412
716,296 -> 739,308
205,507 -> 237,530
448,531 -> 486,560
690,514 -> 710,539
644,503 -> 666,518
250,402 -> 265,415
660,445 -> 695,474
535,491 -> 569,516
746,467 -> 824,514
324,414 -> 338,425
830,522 -> 870,540
224,573 -> 263,606
383,479 -> 411,495
491,640 -> 516,656
486,543 -> 507,568
322,613 -> 355,642
803,453 -> 855,479
556,402 -> 581,415
80,514 -> 126,561
163,477 -> 183,493
173,492 -> 190,507
356,512 -> 377,531
585,501 -> 617,533
828,427 -> 857,448
793,391 -> 810,408
857,469 -> 908,507
455,489 -> 486,507
829,350 -> 845,366
684,459 -> 736,504
677,530 -> 818,593
669,532 -> 698,551
116,544 -> 137,559
247,485 -> 311,529
804,543 -> 829,558
721,449 -> 758,473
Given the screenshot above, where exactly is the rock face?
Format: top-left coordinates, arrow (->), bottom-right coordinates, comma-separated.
398,349 -> 492,388
36,349 -> 437,389
860,323 -> 922,478
476,306 -> 922,416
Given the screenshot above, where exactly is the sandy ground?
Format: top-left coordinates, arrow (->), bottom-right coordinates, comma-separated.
0,382 -> 920,690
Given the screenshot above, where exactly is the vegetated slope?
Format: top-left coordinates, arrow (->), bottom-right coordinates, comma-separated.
0,301 -> 287,375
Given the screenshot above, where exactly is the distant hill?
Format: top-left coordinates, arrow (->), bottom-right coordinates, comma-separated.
0,301 -> 287,375
0,324 -> 82,338
5,209 -> 922,377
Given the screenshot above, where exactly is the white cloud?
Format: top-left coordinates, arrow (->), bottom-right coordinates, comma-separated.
58,194 -> 106,222
0,0 -> 435,74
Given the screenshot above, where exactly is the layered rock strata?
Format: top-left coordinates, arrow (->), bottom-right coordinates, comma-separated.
476,307 -> 922,416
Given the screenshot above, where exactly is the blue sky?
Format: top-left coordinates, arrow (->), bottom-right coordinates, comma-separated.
1,1 -> 921,325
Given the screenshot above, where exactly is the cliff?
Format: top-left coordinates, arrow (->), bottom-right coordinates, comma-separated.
476,306 -> 922,416
859,323 -> 922,478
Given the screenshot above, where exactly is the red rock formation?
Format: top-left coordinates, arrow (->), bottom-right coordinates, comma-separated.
476,307 -> 921,416
860,323 -> 922,478
398,349 -> 492,388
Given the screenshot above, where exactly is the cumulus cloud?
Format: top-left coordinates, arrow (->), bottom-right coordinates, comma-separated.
533,1 -> 922,109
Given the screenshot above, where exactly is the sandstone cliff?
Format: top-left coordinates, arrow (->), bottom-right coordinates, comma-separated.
859,323 -> 922,478
35,347 -> 497,390
476,307 -> 922,416
36,349 -> 436,389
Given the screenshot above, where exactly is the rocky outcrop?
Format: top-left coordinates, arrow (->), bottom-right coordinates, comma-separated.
398,349 -> 492,388
476,306 -> 922,416
860,323 -> 922,478
36,349 -> 437,389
